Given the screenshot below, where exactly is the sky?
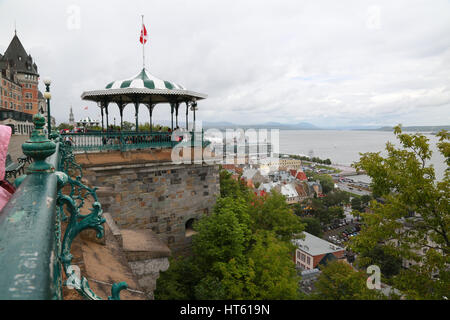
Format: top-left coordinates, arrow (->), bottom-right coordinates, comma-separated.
0,0 -> 449,128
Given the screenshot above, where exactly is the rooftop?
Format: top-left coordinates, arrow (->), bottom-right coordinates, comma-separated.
1,34 -> 39,76
293,232 -> 344,256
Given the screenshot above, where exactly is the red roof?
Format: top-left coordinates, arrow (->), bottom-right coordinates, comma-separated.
296,172 -> 307,181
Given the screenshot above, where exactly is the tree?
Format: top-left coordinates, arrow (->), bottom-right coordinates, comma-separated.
312,261 -> 384,300
292,203 -> 304,216
219,170 -> 250,200
155,170 -> 303,300
357,245 -> 402,279
192,197 -> 252,269
351,197 -> 363,212
301,217 -> 323,237
122,121 -> 134,131
328,205 -> 345,221
154,256 -> 201,300
248,191 -> 305,242
322,190 -> 350,207
308,173 -> 335,194
219,231 -> 300,299
360,195 -> 372,208
350,126 -> 449,299
57,123 -> 74,131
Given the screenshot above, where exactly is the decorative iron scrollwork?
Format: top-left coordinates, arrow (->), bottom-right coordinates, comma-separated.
57,140 -> 128,300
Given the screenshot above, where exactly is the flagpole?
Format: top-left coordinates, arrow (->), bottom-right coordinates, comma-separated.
142,15 -> 145,70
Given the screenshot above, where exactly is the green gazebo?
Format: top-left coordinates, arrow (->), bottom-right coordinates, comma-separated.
81,68 -> 207,132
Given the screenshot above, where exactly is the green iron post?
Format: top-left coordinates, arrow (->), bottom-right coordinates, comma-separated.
43,79 -> 52,138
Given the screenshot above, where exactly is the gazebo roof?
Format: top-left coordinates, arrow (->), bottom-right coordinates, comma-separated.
106,68 -> 185,90
81,68 -> 207,105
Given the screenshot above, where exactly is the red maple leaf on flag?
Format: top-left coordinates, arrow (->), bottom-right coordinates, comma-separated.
140,24 -> 148,44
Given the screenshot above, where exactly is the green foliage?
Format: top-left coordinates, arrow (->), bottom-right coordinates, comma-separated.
219,170 -> 250,200
248,191 -> 305,242
312,261 -> 385,300
350,125 -> 450,299
357,245 -> 402,279
351,197 -> 363,212
57,123 -> 74,131
328,206 -> 345,220
322,190 -> 350,207
193,197 -> 251,268
360,195 -> 372,207
288,154 -> 333,165
122,121 -> 134,131
307,172 -> 335,194
155,170 -> 303,300
138,122 -> 170,132
300,217 -> 323,237
218,231 -> 301,299
154,256 -> 201,300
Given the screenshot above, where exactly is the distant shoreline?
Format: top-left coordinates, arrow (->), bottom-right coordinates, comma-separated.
202,125 -> 449,132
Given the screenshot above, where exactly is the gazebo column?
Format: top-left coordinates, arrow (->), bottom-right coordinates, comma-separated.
101,107 -> 104,131
98,101 -> 104,131
116,99 -> 125,130
175,103 -> 179,128
105,103 -> 110,130
147,104 -> 155,133
120,106 -> 124,130
134,102 -> 139,132
185,102 -> 189,130
193,102 -> 197,131
171,103 -> 174,131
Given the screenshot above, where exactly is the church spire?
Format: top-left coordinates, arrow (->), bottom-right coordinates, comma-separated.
69,106 -> 75,124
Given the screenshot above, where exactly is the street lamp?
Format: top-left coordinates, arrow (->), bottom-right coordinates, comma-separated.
43,78 -> 52,137
190,100 -> 198,131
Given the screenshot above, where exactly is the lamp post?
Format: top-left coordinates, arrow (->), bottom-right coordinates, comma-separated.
190,100 -> 198,131
43,78 -> 52,138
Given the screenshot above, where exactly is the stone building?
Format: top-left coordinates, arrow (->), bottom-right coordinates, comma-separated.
0,32 -> 43,134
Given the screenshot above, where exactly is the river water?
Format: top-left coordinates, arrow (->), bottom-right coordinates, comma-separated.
278,130 -> 447,182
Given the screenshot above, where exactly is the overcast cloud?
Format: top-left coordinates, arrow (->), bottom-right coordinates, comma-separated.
0,0 -> 449,127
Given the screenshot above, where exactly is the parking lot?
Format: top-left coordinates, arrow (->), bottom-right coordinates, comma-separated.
323,220 -> 361,246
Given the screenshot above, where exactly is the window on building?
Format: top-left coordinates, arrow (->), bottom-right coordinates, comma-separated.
307,256 -> 311,265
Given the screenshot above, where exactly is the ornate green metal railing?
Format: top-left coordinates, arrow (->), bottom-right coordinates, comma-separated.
0,114 -> 127,300
61,130 -> 209,153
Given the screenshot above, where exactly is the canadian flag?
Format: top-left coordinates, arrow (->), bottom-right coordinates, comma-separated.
140,24 -> 148,44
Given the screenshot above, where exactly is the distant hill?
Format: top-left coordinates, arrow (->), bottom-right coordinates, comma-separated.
203,121 -> 320,130
373,125 -> 450,132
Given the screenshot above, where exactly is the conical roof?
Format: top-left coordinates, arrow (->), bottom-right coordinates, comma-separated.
105,68 -> 186,91
1,34 -> 39,75
82,68 -> 207,105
